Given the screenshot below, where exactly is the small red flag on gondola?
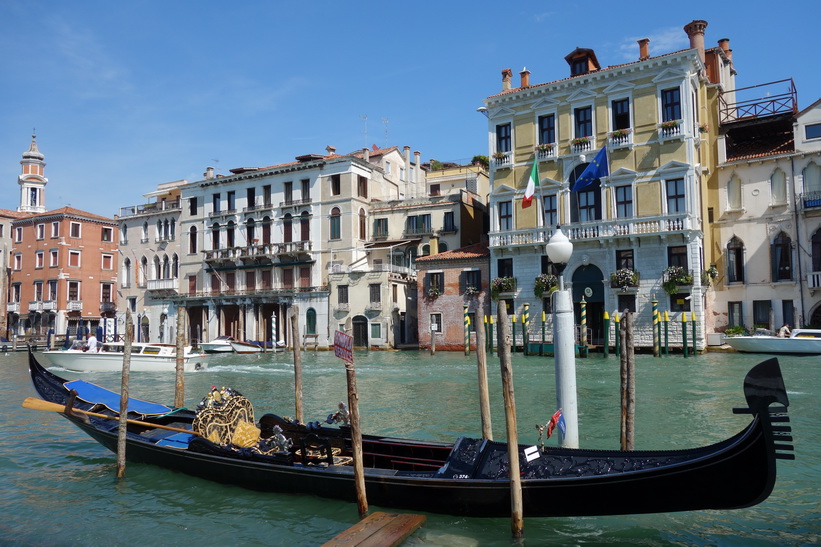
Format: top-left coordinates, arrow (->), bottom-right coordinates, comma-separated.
546,408 -> 562,439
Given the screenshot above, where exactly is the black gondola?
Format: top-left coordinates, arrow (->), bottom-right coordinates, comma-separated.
26,350 -> 794,518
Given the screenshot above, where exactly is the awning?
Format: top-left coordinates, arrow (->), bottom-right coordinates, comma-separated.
364,238 -> 420,249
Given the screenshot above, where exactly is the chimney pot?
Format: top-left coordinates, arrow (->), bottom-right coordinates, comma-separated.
362,148 -> 369,162
519,67 -> 530,88
684,20 -> 708,64
204,166 -> 214,179
638,38 -> 650,60
325,145 -> 336,155
501,68 -> 513,91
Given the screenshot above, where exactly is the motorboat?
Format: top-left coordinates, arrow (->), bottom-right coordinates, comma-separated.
199,336 -> 235,354
41,340 -> 209,372
230,341 -> 263,354
724,328 -> 821,354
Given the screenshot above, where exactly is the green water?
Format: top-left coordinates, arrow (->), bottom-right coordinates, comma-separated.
1,349 -> 818,545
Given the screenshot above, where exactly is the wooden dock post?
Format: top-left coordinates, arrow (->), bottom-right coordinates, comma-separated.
475,295 -> 492,440
497,304 -> 524,538
290,305 -> 303,423
116,310 -> 133,478
619,310 -> 635,451
174,306 -> 185,408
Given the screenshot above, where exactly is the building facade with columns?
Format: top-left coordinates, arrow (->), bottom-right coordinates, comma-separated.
480,20 -> 733,350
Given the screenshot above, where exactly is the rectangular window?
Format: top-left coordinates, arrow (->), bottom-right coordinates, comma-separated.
541,255 -> 557,276
369,283 -> 381,303
101,283 -> 112,302
538,114 -> 555,144
574,106 -> 592,138
670,292 -> 691,312
51,222 -> 59,238
357,176 -> 368,198
68,281 -> 80,301
430,313 -> 443,333
50,249 -> 58,267
330,174 -> 341,196
753,300 -> 772,328
661,88 -> 681,122
101,254 -> 113,270
262,185 -> 272,206
261,270 -> 271,290
338,285 -> 349,304
463,270 -> 481,293
615,185 -> 633,218
34,281 -> 43,301
128,296 -> 137,312
226,191 -> 236,211
728,302 -> 743,328
543,195 -> 557,227
496,123 -> 512,153
618,294 -> 637,313
806,123 -> 821,140
373,218 -> 388,238
578,190 -> 597,222
666,178 -> 686,213
13,254 -> 21,270
212,193 -> 220,213
497,258 -> 514,278
612,98 -> 630,130
69,222 -> 81,238
616,249 -> 634,270
443,211 -> 455,232
782,300 -> 794,328
384,161 -> 392,175
15,227 -> 22,242
36,224 -> 45,240
68,250 -> 80,268
35,251 -> 44,269
189,197 -> 198,216
101,227 -> 113,242
428,272 -> 444,292
48,280 -> 58,301
370,322 -> 382,339
429,184 -> 441,197
406,214 -> 432,235
245,271 -> 256,291
301,179 -> 310,201
498,201 -> 513,231
246,187 -> 256,208
668,246 -> 688,268
11,284 -> 20,303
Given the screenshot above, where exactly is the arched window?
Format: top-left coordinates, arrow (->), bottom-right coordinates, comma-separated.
300,211 -> 310,241
262,216 -> 271,244
246,218 -> 256,244
120,224 -> 128,244
330,207 -> 341,239
162,255 -> 170,279
771,168 -> 787,205
727,174 -> 741,210
306,308 -> 317,335
727,236 -> 744,283
172,254 -> 179,278
211,223 -> 220,250
153,256 -> 161,280
139,256 -> 148,286
421,244 -> 430,256
226,221 -> 235,247
189,226 -> 197,253
358,209 -> 366,240
772,231 -> 792,281
142,222 -> 148,242
156,219 -> 162,240
122,258 -> 131,287
170,218 -> 176,239
283,214 -> 293,243
804,162 -> 821,194
439,242 -> 449,253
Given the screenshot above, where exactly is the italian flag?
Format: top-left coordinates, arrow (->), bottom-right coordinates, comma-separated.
522,159 -> 539,208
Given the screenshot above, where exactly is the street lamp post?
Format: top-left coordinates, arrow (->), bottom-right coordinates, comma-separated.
545,226 -> 579,448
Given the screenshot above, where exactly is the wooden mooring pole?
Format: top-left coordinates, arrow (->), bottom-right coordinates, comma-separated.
619,310 -> 635,451
345,359 -> 368,518
116,310 -> 133,478
174,306 -> 185,408
475,295 -> 492,440
290,305 -> 303,424
497,304 -> 523,538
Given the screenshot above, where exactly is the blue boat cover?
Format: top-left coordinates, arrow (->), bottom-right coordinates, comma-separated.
64,380 -> 172,416
155,433 -> 195,449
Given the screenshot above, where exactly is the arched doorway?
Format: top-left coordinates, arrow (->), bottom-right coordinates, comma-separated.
306,308 -> 317,335
571,263 -> 605,345
352,315 -> 368,348
140,316 -> 150,343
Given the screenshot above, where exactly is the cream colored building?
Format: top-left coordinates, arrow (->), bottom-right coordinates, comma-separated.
481,20 -> 734,350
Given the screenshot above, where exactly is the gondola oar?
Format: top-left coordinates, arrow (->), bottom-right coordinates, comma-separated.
22,397 -> 200,437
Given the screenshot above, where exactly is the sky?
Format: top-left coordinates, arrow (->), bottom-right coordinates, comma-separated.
1,1 -> 819,218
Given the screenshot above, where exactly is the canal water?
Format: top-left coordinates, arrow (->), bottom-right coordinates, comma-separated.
1,348 -> 818,546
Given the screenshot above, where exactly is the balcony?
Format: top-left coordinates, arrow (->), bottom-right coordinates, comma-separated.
100,302 -> 117,313
276,241 -> 312,254
659,121 -> 684,142
6,302 -> 19,313
42,301 -> 57,311
808,271 -> 821,294
28,301 -> 42,312
147,278 -> 178,292
334,303 -> 350,313
365,301 -> 383,312
492,152 -> 512,168
67,300 -> 83,311
719,79 -> 797,125
800,191 -> 821,212
243,201 -> 274,213
608,129 -> 633,150
279,198 -> 313,208
571,137 -> 594,154
536,144 -> 557,161
488,214 -> 693,249
118,199 -> 181,218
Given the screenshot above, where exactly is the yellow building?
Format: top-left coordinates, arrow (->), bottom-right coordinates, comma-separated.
480,20 -> 734,350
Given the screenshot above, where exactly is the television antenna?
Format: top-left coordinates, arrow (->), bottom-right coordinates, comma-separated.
359,114 -> 368,148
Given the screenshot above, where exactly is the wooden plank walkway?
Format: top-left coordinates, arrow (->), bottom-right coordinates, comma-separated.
321,511 -> 426,547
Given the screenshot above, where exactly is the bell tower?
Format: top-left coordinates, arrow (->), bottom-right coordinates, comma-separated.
18,133 -> 47,213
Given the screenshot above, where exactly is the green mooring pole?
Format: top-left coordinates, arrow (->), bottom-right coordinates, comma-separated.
682,313 -> 689,358
603,311 -> 610,358
489,315 -> 495,354
511,314 -> 517,353
692,312 -> 697,355
523,303 -> 530,357
651,298 -> 660,357
663,310 -> 669,356
464,305 -> 470,356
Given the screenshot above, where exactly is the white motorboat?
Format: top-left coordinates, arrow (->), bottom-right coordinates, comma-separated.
230,340 -> 263,354
724,328 -> 821,354
199,336 -> 235,354
42,340 -> 209,372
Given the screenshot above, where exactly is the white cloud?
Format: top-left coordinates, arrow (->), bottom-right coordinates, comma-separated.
616,26 -> 690,62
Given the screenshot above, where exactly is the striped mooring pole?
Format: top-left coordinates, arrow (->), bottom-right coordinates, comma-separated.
464,305 -> 470,356
603,311 -> 610,358
580,296 -> 587,351
692,311 -> 697,355
614,312 -> 621,356
651,298 -> 660,357
663,310 -> 670,356
522,303 -> 530,356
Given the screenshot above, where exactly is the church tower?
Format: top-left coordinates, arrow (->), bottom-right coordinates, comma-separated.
18,134 -> 47,213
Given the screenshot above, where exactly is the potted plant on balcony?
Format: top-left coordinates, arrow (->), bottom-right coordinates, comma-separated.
533,273 -> 558,298
701,265 -> 719,286
426,287 -> 441,300
699,123 -> 709,134
534,143 -> 554,153
571,136 -> 591,147
662,266 -> 693,294
492,151 -> 508,160
490,276 -> 515,300
464,285 -> 480,297
660,120 -> 681,130
610,268 -> 638,290
608,128 -> 631,139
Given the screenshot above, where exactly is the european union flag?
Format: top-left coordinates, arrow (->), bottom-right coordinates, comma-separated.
571,145 -> 609,192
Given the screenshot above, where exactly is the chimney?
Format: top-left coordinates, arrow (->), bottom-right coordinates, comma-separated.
325,145 -> 336,155
414,150 -> 421,186
204,166 -> 214,180
718,38 -> 733,60
519,67 -> 530,88
362,148 -> 369,162
404,145 -> 411,170
684,19 -> 708,64
501,68 -> 513,91
638,38 -> 650,61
